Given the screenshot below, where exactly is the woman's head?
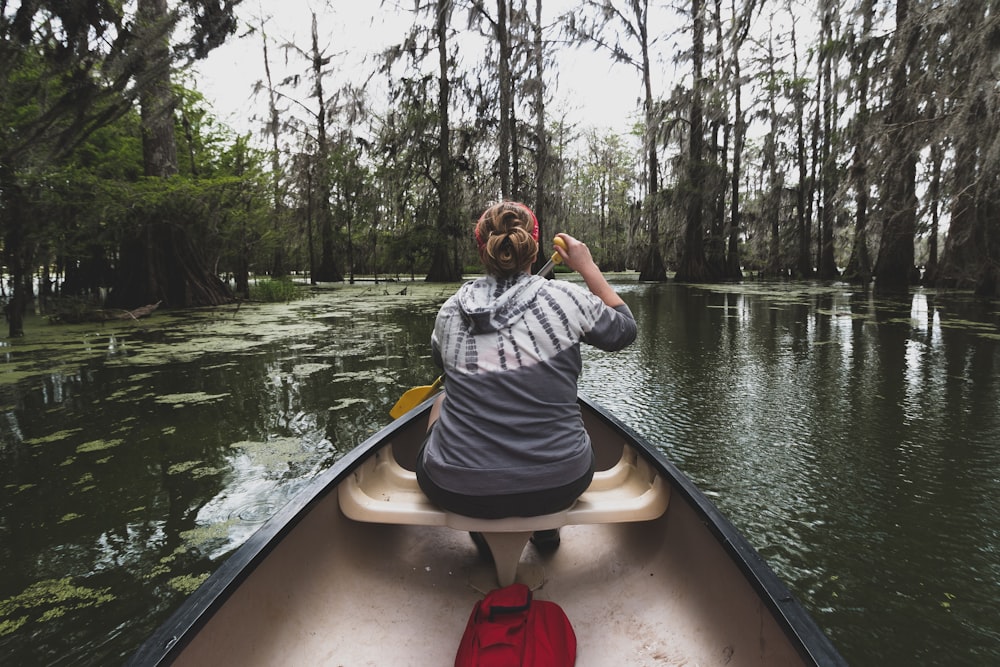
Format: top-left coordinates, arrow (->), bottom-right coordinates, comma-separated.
474,201 -> 539,277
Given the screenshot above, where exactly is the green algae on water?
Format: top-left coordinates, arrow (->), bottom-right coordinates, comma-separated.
168,573 -> 209,595
168,460 -> 202,475
76,438 -> 123,453
228,436 -> 313,469
0,578 -> 114,636
180,518 -> 237,549
168,459 -> 223,479
330,398 -> 368,411
25,428 -> 83,446
155,392 -> 229,407
291,363 -> 332,376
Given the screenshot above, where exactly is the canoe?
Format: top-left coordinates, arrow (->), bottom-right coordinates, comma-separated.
128,395 -> 846,666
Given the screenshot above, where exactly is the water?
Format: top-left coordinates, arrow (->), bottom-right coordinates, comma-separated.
1,281 -> 998,665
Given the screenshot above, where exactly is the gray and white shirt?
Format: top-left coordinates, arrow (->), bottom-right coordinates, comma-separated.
422,272 -> 637,496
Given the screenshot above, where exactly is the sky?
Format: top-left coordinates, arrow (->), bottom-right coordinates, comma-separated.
192,1 -> 685,143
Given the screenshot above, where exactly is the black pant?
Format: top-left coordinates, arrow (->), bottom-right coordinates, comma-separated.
415,445 -> 595,520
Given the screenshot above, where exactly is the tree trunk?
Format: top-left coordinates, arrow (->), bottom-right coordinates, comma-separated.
262,18 -> 286,278
762,29 -> 782,278
807,58 -> 821,275
724,0 -> 746,281
936,3 -> 998,293
427,0 -> 462,282
108,0 -> 231,309
874,0 -> 920,294
705,0 -> 727,278
531,0 -> 548,272
636,0 -> 668,281
1,164 -> 29,337
842,0 -> 875,285
817,2 -> 840,280
674,0 -> 710,282
791,16 -> 812,278
310,13 -> 343,283
922,140 -> 942,285
938,91 -> 985,289
974,181 -> 1000,297
497,0 -> 512,198
234,139 -> 252,298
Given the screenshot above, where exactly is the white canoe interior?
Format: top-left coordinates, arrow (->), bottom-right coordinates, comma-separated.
164,407 -> 819,666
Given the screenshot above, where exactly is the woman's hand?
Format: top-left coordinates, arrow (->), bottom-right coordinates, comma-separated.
552,233 -> 595,274
552,233 -> 625,308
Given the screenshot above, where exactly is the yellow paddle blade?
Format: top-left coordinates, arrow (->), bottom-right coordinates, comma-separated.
389,376 -> 443,419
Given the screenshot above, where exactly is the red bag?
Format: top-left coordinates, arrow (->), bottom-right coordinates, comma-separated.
455,583 -> 576,667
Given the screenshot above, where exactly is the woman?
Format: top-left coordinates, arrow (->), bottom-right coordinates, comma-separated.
416,201 -> 636,548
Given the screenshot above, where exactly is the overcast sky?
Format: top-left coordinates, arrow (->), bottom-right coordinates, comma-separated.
192,1 -> 686,142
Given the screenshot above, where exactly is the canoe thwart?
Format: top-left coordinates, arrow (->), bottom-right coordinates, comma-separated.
338,442 -> 670,586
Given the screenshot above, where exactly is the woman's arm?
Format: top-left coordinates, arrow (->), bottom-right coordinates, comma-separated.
552,233 -> 625,308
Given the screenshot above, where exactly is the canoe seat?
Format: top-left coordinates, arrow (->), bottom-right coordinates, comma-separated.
338,444 -> 670,587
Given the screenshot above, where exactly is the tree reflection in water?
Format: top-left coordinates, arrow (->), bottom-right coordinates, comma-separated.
0,281 -> 997,666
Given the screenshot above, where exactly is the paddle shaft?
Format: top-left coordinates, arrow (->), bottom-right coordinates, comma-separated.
535,237 -> 567,277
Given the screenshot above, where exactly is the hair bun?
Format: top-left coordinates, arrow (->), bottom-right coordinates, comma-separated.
475,202 -> 540,277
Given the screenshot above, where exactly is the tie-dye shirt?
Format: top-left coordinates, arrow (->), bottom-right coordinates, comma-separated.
422,272 -> 636,496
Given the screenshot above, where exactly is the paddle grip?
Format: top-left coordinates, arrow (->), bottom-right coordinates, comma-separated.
537,236 -> 568,277
551,236 -> 567,265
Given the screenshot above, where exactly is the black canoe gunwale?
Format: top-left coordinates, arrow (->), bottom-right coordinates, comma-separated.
125,404 -> 428,666
580,398 -> 846,667
127,395 -> 845,666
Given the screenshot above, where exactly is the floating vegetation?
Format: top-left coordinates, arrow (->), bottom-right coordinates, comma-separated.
25,429 -> 83,446
180,518 -> 237,551
144,546 -> 189,580
228,436 -> 312,469
167,460 -> 221,479
0,614 -> 28,637
201,361 -> 238,373
330,398 -> 369,411
76,438 -> 123,454
331,369 -> 397,385
155,392 -> 230,407
111,389 -> 157,403
59,513 -> 82,523
936,318 -> 998,334
1,283 -> 446,390
816,309 -> 872,321
168,460 -> 202,475
167,573 -> 210,595
291,363 -> 332,377
108,385 -> 143,400
0,578 -> 116,636
189,465 -> 223,479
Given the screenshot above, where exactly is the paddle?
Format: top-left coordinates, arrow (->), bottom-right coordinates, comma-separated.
389,375 -> 443,419
389,237 -> 567,419
534,235 -> 567,278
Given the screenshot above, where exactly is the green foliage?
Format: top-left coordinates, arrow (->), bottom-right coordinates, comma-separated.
249,277 -> 300,302
8,0 -> 995,297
